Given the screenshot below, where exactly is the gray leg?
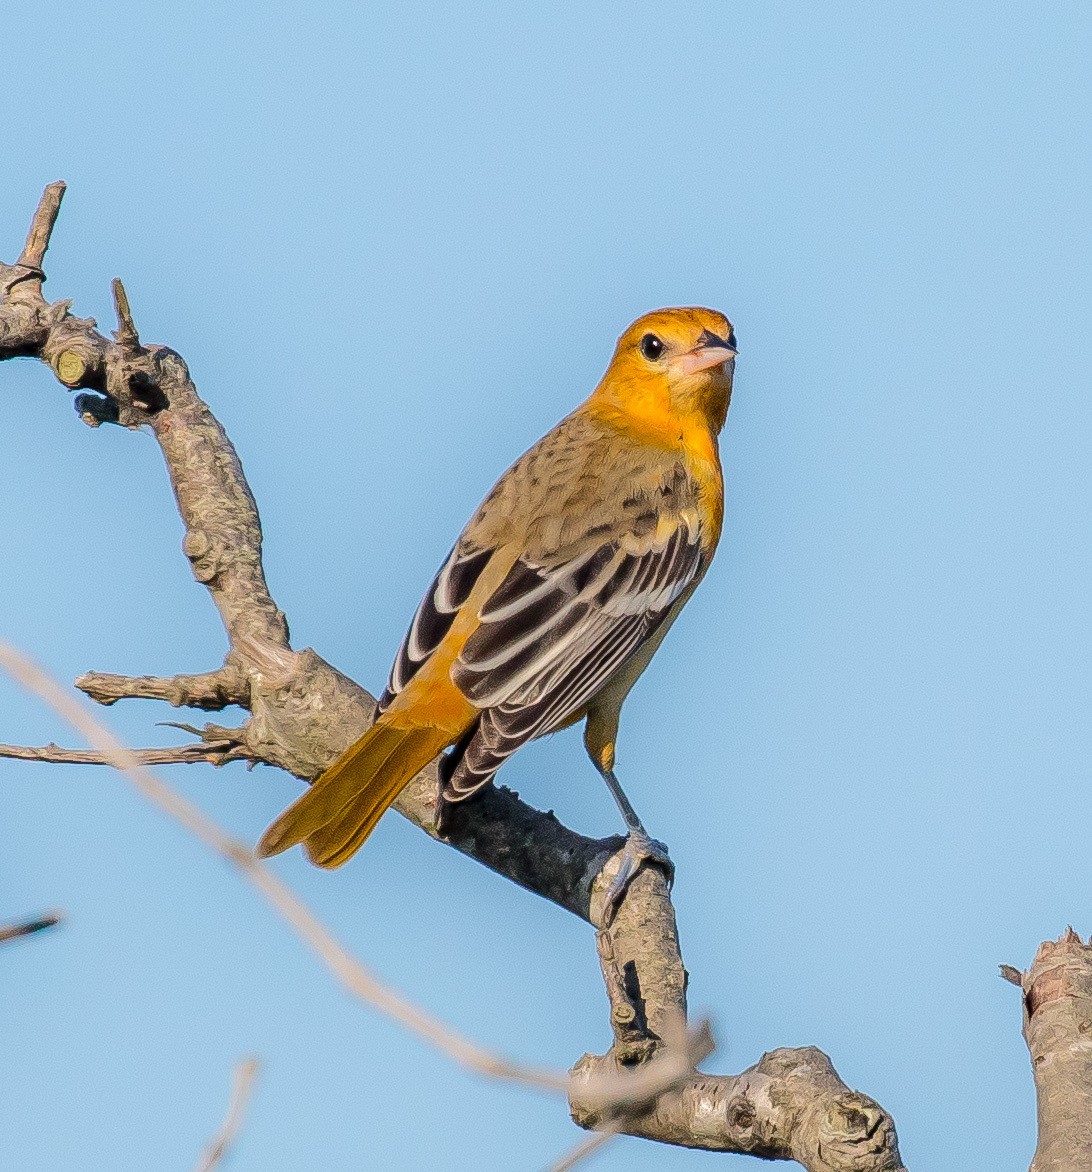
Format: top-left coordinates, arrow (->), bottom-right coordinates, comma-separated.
600,767 -> 646,834
598,767 -> 673,920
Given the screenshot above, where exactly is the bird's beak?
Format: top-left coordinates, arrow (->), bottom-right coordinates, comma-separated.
674,328 -> 738,375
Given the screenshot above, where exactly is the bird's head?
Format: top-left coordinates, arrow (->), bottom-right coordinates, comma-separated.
593,307 -> 737,438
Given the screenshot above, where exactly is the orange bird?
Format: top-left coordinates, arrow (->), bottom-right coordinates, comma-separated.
258,307 -> 737,906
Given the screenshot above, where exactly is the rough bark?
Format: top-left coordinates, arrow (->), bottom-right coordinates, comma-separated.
1002,929 -> 1092,1171
0,183 -> 906,1168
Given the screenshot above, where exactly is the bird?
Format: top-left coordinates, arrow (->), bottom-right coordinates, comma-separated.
258,306 -> 737,911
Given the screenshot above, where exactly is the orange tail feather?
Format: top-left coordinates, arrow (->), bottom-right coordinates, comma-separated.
256,719 -> 454,867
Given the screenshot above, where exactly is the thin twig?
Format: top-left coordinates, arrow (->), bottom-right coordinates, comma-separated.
194,1057 -> 260,1172
0,741 -> 239,766
111,277 -> 140,349
16,181 -> 65,270
545,1126 -> 619,1172
0,911 -> 62,945
0,640 -> 566,1094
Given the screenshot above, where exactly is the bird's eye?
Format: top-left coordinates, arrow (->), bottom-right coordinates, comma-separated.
640,334 -> 665,361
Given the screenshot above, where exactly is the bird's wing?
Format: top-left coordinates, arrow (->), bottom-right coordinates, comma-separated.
375,543 -> 494,714
443,512 -> 705,796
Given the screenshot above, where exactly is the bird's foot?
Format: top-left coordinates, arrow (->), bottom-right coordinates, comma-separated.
594,830 -> 673,927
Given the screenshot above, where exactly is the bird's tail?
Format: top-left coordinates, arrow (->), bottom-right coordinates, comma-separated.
256,719 -> 453,868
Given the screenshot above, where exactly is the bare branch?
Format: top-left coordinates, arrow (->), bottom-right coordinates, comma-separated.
571,1045 -> 903,1169
194,1057 -> 260,1172
1009,928 -> 1092,1171
0,911 -> 62,945
0,739 -> 246,767
75,667 -> 247,711
548,1019 -> 712,1171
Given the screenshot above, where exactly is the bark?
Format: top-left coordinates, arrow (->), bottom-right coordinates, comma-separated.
0,183 -> 905,1169
1003,929 -> 1092,1171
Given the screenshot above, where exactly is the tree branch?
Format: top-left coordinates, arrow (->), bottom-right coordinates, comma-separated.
74,668 -> 248,711
571,1046 -> 901,1168
1005,928 -> 1092,1171
0,183 -> 905,1168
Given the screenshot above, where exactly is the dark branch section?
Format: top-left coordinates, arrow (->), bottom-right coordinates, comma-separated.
0,912 -> 62,945
1,184 -> 905,1168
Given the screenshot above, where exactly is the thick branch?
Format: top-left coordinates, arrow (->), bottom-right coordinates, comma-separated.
1007,928 -> 1092,1171
571,1046 -> 903,1169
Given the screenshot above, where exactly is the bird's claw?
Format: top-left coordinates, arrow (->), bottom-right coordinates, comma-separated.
597,830 -> 673,926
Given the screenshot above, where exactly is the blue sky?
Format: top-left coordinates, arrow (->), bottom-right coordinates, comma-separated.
2,1 -> 1090,1169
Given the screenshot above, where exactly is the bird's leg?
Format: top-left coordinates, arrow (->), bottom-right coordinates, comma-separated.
598,766 -> 673,922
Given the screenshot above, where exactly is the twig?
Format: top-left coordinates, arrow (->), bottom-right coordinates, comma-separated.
545,1127 -> 617,1172
0,741 -> 242,767
0,911 -> 62,945
0,640 -> 565,1094
194,1057 -> 260,1172
74,668 -> 248,710
16,181 -> 65,271
111,278 -> 140,350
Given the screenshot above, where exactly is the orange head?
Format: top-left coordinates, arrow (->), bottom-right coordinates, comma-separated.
590,307 -> 737,439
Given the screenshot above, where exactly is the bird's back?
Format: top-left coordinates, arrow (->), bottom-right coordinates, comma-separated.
461,408 -> 720,570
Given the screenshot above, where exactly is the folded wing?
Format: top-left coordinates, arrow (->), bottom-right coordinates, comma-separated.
376,544 -> 493,715
444,514 -> 704,799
